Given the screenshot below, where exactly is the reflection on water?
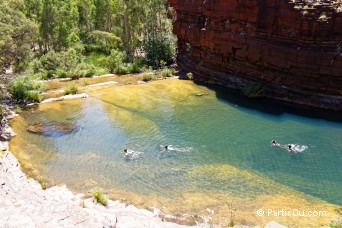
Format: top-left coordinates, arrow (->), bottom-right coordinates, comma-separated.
9,79 -> 342,226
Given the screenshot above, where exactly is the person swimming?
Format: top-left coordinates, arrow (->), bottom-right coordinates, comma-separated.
271,140 -> 288,149
123,148 -> 143,158
287,144 -> 293,151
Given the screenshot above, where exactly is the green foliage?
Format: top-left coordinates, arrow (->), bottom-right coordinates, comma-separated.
9,75 -> 44,102
186,42 -> 193,56
0,0 -> 38,72
243,82 -> 264,98
13,106 -> 22,114
1,0 -> 177,77
91,188 -> 108,206
90,30 -> 121,53
0,105 -> 5,120
95,67 -> 109,76
106,49 -> 126,74
38,48 -> 81,75
85,52 -> 108,68
143,35 -> 176,67
64,83 -> 79,95
126,63 -> 142,74
38,177 -> 47,190
67,32 -> 84,53
161,69 -> 173,78
330,208 -> 342,228
142,74 -> 153,82
186,72 -> 193,80
70,63 -> 96,79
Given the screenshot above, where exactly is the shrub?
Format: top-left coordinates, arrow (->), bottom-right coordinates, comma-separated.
106,49 -> 126,73
0,105 -> 5,120
91,188 -> 108,206
56,69 -> 70,79
95,67 -> 109,76
34,48 -> 82,79
84,66 -> 96,78
142,74 -> 153,82
330,208 -> 342,228
161,69 -> 173,78
143,35 -> 176,67
64,83 -> 79,95
82,80 -> 90,86
84,52 -> 108,68
186,72 -> 193,80
38,178 -> 47,190
319,12 -> 327,20
34,71 -> 48,80
243,82 -> 264,97
8,75 -> 45,102
66,32 -> 84,53
26,91 -> 42,102
13,106 -> 22,114
126,63 -> 141,74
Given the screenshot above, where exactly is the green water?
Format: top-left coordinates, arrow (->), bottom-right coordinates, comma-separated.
10,79 -> 342,225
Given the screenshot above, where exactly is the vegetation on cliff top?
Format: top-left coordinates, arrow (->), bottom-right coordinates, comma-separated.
1,0 -> 176,102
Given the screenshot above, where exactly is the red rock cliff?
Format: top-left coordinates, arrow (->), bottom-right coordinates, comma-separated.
169,0 -> 342,110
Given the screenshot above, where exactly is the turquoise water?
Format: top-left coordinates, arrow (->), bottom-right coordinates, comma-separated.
10,79 -> 342,223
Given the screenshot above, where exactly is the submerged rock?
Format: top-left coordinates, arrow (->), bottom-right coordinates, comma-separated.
27,122 -> 76,136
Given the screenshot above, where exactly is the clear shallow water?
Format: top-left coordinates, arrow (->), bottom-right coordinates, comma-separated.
10,79 -> 342,226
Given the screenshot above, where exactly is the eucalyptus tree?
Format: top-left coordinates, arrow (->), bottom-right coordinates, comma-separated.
0,0 -> 38,72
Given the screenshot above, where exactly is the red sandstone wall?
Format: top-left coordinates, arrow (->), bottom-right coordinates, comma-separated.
169,0 -> 342,109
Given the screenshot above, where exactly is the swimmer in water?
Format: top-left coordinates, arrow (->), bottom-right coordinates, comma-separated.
271,140 -> 277,146
123,148 -> 130,155
287,144 -> 293,151
123,148 -> 143,158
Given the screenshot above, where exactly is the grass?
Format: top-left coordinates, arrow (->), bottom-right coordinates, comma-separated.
82,80 -> 90,86
161,69 -> 173,78
91,188 -> 108,206
64,83 -> 79,95
8,75 -> 45,103
84,52 -> 108,68
186,72 -> 193,80
38,177 -> 47,190
13,106 -> 22,114
142,74 -> 153,82
0,105 -> 5,120
243,82 -> 264,97
319,12 -> 327,20
330,208 -> 342,227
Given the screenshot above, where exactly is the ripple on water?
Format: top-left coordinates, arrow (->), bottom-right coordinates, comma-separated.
9,79 -> 342,227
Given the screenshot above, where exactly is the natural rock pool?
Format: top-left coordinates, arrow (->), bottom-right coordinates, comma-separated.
9,79 -> 342,226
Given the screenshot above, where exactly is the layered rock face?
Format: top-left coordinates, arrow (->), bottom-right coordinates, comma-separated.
169,0 -> 342,110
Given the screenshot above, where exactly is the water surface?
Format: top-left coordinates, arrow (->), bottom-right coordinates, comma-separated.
10,79 -> 342,226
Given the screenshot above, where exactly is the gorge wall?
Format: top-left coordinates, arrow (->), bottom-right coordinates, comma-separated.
169,0 -> 342,110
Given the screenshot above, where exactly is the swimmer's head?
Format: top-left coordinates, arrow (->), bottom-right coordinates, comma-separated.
165,145 -> 168,149
272,140 -> 276,144
124,149 -> 128,153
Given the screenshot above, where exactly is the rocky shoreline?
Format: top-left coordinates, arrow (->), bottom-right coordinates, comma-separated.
0,106 -> 201,228
0,75 -> 287,228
